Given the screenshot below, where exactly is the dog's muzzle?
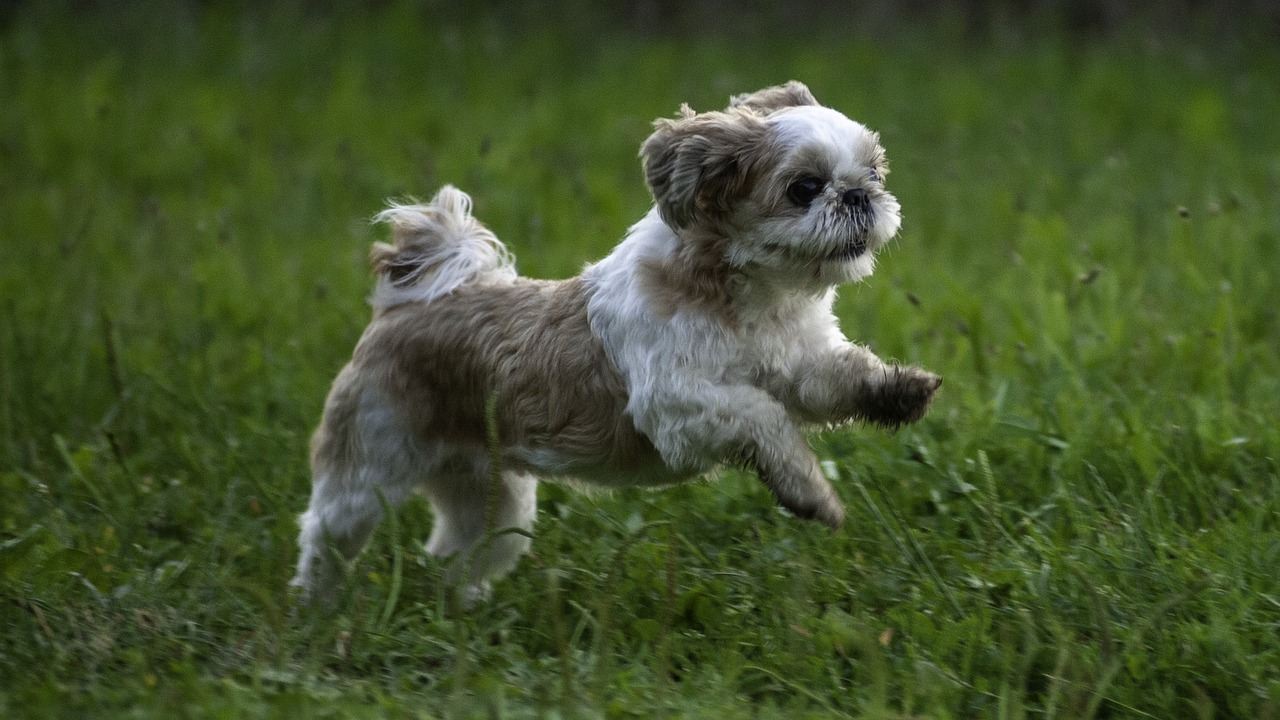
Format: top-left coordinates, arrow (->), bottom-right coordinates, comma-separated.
833,189 -> 875,259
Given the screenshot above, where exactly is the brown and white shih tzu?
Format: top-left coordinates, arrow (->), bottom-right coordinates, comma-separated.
292,81 -> 941,605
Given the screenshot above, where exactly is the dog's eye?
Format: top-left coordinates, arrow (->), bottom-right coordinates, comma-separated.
787,176 -> 826,206
868,168 -> 881,184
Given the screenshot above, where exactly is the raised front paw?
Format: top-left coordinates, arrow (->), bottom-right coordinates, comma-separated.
777,487 -> 846,529
858,365 -> 942,428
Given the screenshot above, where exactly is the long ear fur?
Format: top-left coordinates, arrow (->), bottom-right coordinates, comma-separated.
729,80 -> 819,115
640,107 -> 773,229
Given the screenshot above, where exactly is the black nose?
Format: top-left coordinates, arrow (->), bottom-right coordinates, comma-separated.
842,188 -> 870,212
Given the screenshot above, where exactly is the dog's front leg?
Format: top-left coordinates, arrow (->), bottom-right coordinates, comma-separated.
742,417 -> 845,527
783,344 -> 942,428
639,386 -> 844,527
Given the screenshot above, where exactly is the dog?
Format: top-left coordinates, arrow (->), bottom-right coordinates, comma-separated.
291,81 -> 941,605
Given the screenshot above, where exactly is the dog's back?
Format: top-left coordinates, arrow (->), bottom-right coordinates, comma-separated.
346,276 -> 663,476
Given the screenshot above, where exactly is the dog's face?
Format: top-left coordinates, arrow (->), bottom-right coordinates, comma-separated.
641,82 -> 901,286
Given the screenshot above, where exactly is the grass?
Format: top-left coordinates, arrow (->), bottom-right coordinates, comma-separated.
2,2 -> 1279,717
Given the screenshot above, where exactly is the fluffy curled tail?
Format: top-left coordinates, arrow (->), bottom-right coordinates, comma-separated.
369,186 -> 516,309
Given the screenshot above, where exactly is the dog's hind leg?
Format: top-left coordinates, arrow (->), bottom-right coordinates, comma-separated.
424,465 -> 538,605
291,380 -> 419,606
292,471 -> 407,606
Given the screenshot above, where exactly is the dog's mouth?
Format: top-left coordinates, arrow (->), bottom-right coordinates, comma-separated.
762,229 -> 872,266
830,235 -> 869,261
825,206 -> 877,261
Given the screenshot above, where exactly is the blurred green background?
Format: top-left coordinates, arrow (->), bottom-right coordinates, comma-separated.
2,2 -> 1278,718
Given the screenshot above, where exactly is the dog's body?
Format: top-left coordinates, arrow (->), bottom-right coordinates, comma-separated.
292,82 -> 940,604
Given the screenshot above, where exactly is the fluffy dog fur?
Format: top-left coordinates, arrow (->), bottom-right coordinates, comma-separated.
292,81 -> 941,604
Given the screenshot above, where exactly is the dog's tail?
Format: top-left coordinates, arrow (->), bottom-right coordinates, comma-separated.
369,186 -> 516,309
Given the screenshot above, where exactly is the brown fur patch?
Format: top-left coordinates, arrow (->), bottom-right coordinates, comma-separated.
636,225 -> 740,325
309,364 -> 364,483
641,109 -> 783,229
346,277 -> 661,474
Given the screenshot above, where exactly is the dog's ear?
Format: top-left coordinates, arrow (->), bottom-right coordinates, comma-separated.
641,107 -> 772,229
729,81 -> 819,115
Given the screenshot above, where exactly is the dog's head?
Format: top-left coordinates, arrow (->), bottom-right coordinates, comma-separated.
641,81 -> 900,286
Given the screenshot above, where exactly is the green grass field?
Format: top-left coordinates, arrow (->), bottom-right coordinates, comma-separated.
2,2 -> 1279,717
